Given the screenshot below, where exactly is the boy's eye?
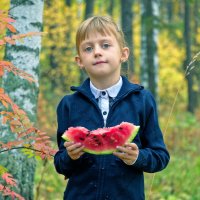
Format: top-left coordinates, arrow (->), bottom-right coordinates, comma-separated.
84,46 -> 93,53
102,43 -> 110,49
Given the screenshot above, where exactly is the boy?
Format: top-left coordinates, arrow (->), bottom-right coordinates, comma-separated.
54,16 -> 170,200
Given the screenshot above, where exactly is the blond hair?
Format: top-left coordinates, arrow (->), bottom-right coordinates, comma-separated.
76,16 -> 126,54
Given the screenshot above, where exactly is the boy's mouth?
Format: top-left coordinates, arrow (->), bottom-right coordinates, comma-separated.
93,61 -> 107,65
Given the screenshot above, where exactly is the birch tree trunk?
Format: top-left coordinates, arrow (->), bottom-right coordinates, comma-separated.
107,0 -> 114,16
79,0 -> 94,83
1,0 -> 44,199
184,0 -> 195,113
140,0 -> 159,101
167,0 -> 173,22
84,0 -> 94,19
193,0 -> 200,109
65,0 -> 72,6
121,0 -> 134,78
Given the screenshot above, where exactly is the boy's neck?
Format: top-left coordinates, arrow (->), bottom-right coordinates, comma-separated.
90,76 -> 121,90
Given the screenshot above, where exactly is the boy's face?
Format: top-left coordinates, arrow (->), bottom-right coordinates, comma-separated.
75,32 -> 129,83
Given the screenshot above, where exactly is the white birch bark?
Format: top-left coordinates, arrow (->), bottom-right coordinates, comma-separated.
0,0 -> 44,198
140,0 -> 159,100
152,0 -> 159,98
140,1 -> 148,88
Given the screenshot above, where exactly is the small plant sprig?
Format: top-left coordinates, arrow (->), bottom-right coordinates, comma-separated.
0,172 -> 25,200
185,51 -> 200,77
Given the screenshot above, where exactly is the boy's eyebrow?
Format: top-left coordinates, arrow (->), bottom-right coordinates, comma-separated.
81,37 -> 113,46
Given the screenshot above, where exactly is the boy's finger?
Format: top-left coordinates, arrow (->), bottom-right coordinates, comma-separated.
113,151 -> 135,164
117,145 -> 138,155
70,150 -> 85,160
69,145 -> 85,155
124,143 -> 138,150
67,143 -> 83,152
113,151 -> 129,159
116,146 -> 132,154
64,141 -> 74,147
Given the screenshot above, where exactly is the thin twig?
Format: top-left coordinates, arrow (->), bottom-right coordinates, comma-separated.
147,173 -> 155,200
147,89 -> 180,200
35,159 -> 48,200
163,90 -> 180,135
0,146 -> 54,157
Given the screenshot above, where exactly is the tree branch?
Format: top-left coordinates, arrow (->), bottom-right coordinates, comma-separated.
0,146 -> 54,157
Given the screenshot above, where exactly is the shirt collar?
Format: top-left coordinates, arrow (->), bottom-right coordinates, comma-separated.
90,76 -> 122,99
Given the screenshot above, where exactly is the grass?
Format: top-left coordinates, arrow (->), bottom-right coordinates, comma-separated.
34,158 -> 66,200
145,110 -> 200,200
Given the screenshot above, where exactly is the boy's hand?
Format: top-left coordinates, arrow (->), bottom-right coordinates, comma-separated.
64,142 -> 85,160
113,143 -> 139,165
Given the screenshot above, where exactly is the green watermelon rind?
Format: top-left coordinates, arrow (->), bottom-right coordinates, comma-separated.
127,125 -> 140,143
61,134 -> 69,141
84,125 -> 140,155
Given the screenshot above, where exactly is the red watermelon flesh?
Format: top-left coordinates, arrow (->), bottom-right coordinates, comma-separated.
62,122 -> 139,155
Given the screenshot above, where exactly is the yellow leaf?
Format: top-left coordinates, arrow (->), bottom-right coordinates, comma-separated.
10,120 -> 22,126
1,100 -> 8,108
0,87 -> 4,93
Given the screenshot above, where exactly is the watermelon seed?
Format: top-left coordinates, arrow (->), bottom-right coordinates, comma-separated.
118,127 -> 123,130
102,133 -> 106,137
94,138 -> 101,143
92,137 -> 102,146
86,131 -> 91,137
109,138 -> 115,144
79,137 -> 85,141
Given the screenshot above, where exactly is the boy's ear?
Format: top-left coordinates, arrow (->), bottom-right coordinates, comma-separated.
75,55 -> 84,69
120,47 -> 130,63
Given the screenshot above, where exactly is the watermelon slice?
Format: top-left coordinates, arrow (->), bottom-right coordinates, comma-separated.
62,122 -> 139,155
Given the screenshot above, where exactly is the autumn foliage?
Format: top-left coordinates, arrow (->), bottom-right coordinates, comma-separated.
0,10 -> 56,199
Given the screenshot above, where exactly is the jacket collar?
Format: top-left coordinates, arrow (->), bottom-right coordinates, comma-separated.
70,76 -> 144,100
90,76 -> 123,99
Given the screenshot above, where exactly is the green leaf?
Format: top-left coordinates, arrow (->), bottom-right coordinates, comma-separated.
0,165 -> 8,176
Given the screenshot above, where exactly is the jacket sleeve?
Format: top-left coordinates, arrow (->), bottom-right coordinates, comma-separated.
54,96 -> 80,178
132,91 -> 170,173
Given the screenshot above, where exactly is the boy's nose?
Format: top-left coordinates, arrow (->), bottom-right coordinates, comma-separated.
94,46 -> 102,57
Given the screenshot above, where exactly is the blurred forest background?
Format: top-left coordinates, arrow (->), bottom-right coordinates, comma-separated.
0,0 -> 200,199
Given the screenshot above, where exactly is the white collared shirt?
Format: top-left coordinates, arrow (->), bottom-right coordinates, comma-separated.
90,77 -> 122,126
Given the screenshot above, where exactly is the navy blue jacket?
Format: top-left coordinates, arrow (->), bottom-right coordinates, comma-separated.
54,76 -> 170,200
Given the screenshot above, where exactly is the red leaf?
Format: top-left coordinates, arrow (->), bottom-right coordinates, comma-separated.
6,23 -> 16,33
2,116 -> 9,124
0,39 -> 6,46
4,36 -> 15,45
0,66 -> 4,76
10,120 -> 22,126
18,127 -> 36,138
1,17 -> 16,23
0,23 -> 6,32
1,173 -> 17,187
1,100 -> 8,108
0,184 -> 5,191
0,184 -> 25,200
0,60 -> 12,66
10,191 -> 25,200
0,87 -> 4,93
